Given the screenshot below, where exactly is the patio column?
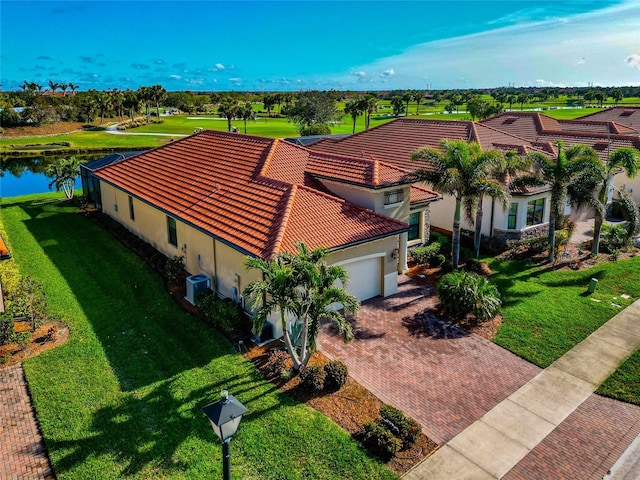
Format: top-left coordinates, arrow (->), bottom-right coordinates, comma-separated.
398,232 -> 408,273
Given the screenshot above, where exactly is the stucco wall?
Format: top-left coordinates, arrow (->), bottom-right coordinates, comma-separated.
614,172 -> 640,204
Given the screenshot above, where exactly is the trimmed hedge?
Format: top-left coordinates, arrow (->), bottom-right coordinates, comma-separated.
323,359 -> 348,391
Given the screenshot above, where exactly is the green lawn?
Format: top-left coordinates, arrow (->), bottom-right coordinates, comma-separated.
1,193 -> 395,480
488,256 -> 640,369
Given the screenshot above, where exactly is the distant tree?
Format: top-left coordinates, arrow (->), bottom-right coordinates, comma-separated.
344,98 -> 364,134
446,91 -> 462,113
123,89 -> 140,121
611,88 -> 624,106
60,83 -> 69,97
95,91 -> 112,124
263,94 -> 277,117
68,83 -> 78,95
517,93 -> 529,111
46,156 -> 83,200
238,101 -> 256,134
402,91 -> 413,117
150,84 -> 167,120
286,90 -> 338,134
218,96 -> 239,132
390,96 -> 405,117
594,91 -> 607,108
412,90 -> 424,115
137,86 -> 153,123
362,94 -> 378,130
48,80 -> 59,95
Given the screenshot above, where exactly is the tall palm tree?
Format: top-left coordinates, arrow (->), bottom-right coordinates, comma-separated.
150,84 -> 167,120
238,101 -> 255,133
344,98 -> 363,134
390,96 -> 405,117
48,80 -> 59,95
409,140 -> 508,269
575,147 -> 640,255
512,142 -> 601,262
68,83 -> 78,95
402,91 -> 413,117
218,96 -> 239,132
362,94 -> 378,130
123,89 -> 140,121
244,243 -> 358,370
137,86 -> 153,123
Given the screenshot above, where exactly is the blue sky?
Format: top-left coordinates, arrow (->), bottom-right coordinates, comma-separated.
1,0 -> 639,92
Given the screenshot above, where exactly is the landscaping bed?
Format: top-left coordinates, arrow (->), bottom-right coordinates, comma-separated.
245,342 -> 438,475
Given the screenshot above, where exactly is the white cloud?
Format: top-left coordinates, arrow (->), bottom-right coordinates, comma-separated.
627,54 -> 640,69
170,74 -> 181,80
332,0 -> 640,89
352,70 -> 366,78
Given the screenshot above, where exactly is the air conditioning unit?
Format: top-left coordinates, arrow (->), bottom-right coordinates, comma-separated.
185,274 -> 210,305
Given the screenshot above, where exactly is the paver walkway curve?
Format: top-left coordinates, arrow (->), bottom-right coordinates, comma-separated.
404,297 -> 640,480
0,363 -> 54,480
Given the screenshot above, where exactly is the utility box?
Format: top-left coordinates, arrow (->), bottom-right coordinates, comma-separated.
587,278 -> 598,294
185,274 -> 211,305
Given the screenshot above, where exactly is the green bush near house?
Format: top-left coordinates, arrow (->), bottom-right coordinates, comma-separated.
411,242 -> 441,265
379,404 -> 421,449
437,271 -> 502,322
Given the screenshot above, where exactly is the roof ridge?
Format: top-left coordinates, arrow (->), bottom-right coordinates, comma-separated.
256,137 -> 279,179
266,184 -> 298,259
372,158 -> 379,186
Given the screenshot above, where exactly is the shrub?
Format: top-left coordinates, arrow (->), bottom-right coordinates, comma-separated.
506,236 -> 548,256
431,253 -> 446,267
601,224 -> 631,253
0,313 -> 14,346
196,292 -> 242,335
437,271 -> 501,322
411,242 -> 441,265
465,258 -> 492,276
13,331 -> 31,348
8,276 -> 47,330
298,364 -> 325,393
264,349 -> 289,378
165,255 -> 185,283
300,123 -> 331,136
362,421 -> 402,460
379,404 -> 421,449
323,359 -> 348,391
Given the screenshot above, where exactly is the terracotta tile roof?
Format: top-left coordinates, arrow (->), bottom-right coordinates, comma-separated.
576,107 -> 640,132
411,185 -> 440,204
481,112 -> 640,161
95,130 -> 407,259
309,118 -> 475,173
307,152 -> 409,187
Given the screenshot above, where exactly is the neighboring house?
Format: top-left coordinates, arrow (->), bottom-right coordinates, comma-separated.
481,111 -> 640,205
85,131 -> 437,338
310,118 -> 557,242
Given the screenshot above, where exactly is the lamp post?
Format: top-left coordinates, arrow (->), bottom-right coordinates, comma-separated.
202,390 -> 248,480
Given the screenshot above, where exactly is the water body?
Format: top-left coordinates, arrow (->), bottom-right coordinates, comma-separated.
1,153 -> 103,198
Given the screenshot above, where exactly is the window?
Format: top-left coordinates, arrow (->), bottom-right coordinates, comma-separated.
128,196 -> 135,221
384,189 -> 404,205
507,203 -> 517,229
526,198 -> 545,226
408,212 -> 421,240
167,216 -> 177,247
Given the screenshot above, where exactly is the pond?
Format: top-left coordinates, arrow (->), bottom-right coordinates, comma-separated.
1,154 -> 104,198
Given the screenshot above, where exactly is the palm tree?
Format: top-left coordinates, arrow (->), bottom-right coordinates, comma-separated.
344,98 -> 363,134
581,148 -> 639,255
95,91 -> 112,124
512,142 -> 601,262
60,83 -> 69,97
412,90 -> 424,115
68,83 -> 78,95
244,243 -> 358,370
123,89 -> 140,121
362,94 -> 378,130
46,156 -> 82,200
238,102 -> 256,133
218,96 -> 239,132
517,93 -> 529,111
150,84 -> 167,120
611,88 -> 624,106
137,86 -> 153,123
409,140 -> 508,269
263,94 -> 276,117
48,80 -> 59,95
402,91 -> 413,117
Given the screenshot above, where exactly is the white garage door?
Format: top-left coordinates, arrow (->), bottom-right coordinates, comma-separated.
341,256 -> 382,301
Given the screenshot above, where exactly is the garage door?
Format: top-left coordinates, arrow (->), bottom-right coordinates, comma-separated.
340,256 -> 382,301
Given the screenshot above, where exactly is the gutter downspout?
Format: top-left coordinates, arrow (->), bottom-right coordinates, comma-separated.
490,198 -> 496,237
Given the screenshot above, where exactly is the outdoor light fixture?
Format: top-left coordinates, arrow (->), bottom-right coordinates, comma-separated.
202,390 -> 248,480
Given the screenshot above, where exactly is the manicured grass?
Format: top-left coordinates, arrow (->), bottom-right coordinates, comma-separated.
1,193 -> 395,480
488,256 -> 640,368
597,348 -> 640,405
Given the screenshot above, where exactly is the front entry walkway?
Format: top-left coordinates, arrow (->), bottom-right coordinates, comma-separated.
318,275 -> 541,445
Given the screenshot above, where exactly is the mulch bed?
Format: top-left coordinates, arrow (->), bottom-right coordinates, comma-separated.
244,342 -> 439,475
0,320 -> 70,368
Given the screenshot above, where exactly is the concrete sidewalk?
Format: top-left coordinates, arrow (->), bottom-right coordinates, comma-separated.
405,298 -> 640,480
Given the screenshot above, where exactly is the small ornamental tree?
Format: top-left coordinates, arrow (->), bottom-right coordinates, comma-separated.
9,276 -> 48,330
47,156 -> 83,200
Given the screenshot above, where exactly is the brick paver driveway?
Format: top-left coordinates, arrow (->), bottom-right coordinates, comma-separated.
318,275 -> 542,444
